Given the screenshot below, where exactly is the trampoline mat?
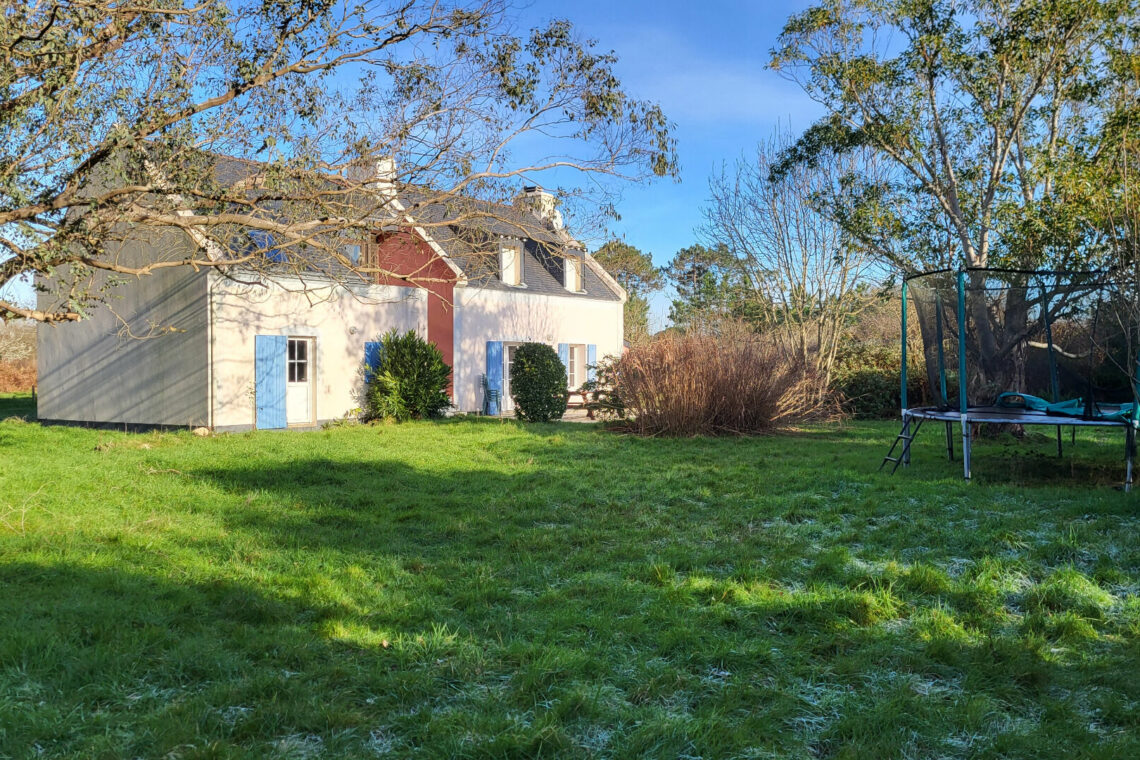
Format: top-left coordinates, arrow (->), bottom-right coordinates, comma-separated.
906,406 -> 1136,427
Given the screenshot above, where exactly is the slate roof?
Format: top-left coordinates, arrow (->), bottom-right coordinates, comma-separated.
396,195 -> 620,301
202,154 -> 623,301
444,237 -> 620,301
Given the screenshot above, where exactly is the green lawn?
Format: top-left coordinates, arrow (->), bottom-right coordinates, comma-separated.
1,393 -> 1139,759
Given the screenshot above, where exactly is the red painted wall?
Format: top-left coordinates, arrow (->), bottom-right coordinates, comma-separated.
370,230 -> 457,391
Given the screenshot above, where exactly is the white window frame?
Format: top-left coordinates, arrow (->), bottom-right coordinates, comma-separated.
564,255 -> 583,292
566,344 -> 585,389
500,242 -> 523,286
287,337 -> 310,384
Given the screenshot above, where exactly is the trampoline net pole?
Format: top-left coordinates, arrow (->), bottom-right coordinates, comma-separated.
957,271 -> 970,481
1132,342 -> 1140,492
935,299 -> 949,407
956,271 -> 967,415
901,279 -> 908,414
1133,335 -> 1140,426
1127,426 -> 1135,493
1041,277 -> 1061,403
1040,276 -> 1063,457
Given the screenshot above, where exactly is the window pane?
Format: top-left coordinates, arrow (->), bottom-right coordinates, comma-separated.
288,339 -> 310,383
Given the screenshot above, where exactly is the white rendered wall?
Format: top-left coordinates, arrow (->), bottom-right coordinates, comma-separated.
452,285 -> 624,412
210,275 -> 426,428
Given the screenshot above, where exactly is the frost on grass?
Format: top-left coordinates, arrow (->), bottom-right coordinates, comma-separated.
702,666 -> 732,685
941,730 -> 983,757
271,733 -> 324,759
366,727 -> 396,756
217,705 -> 253,725
574,724 -> 614,753
785,677 -> 850,744
861,670 -> 963,700
942,557 -> 973,578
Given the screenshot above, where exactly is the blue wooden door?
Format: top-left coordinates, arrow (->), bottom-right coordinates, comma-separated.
364,341 -> 382,384
557,343 -> 570,385
255,335 -> 287,429
485,341 -> 503,415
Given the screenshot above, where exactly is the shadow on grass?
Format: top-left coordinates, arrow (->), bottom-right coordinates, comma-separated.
0,391 -> 35,420
0,560 -> 361,758
3,557 -> 594,757
189,455 -> 602,563
555,415 -> 1136,491
891,425 -> 1134,489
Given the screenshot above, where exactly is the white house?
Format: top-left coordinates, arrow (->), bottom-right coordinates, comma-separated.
36,168 -> 625,430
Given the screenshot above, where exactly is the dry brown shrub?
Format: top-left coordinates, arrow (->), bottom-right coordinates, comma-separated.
0,360 -> 36,392
611,331 -> 841,436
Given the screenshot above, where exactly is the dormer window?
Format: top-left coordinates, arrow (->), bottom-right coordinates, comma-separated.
341,238 -> 377,271
564,254 -> 583,292
500,241 -> 522,286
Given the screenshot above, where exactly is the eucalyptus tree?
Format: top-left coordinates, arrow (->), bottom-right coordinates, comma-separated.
772,0 -> 1129,271
771,0 -> 1134,392
0,0 -> 677,324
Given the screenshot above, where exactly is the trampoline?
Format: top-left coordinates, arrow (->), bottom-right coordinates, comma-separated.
880,268 -> 1140,489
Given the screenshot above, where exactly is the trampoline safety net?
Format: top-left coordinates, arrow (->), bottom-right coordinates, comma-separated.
906,269 -> 1140,419
882,268 -> 1140,488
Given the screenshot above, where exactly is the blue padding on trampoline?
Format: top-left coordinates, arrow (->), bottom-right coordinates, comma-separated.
995,392 -> 1071,413
1094,402 -> 1137,421
995,392 -> 1135,420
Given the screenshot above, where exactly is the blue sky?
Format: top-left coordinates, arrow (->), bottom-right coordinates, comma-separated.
3,1 -> 821,324
514,0 -> 822,327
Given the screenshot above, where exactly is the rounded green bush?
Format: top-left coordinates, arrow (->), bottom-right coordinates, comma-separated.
365,329 -> 452,421
510,343 -> 569,422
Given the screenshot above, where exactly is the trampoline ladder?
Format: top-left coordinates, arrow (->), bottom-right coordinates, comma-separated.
880,416 -> 925,474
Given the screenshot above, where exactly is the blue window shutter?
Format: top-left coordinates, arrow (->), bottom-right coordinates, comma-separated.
587,344 -> 597,382
485,341 -> 503,415
255,335 -> 287,429
557,343 -> 569,383
364,341 -> 382,384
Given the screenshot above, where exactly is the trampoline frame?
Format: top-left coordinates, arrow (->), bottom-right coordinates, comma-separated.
891,268 -> 1140,490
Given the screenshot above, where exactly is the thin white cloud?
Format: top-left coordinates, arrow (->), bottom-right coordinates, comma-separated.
602,26 -> 820,127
